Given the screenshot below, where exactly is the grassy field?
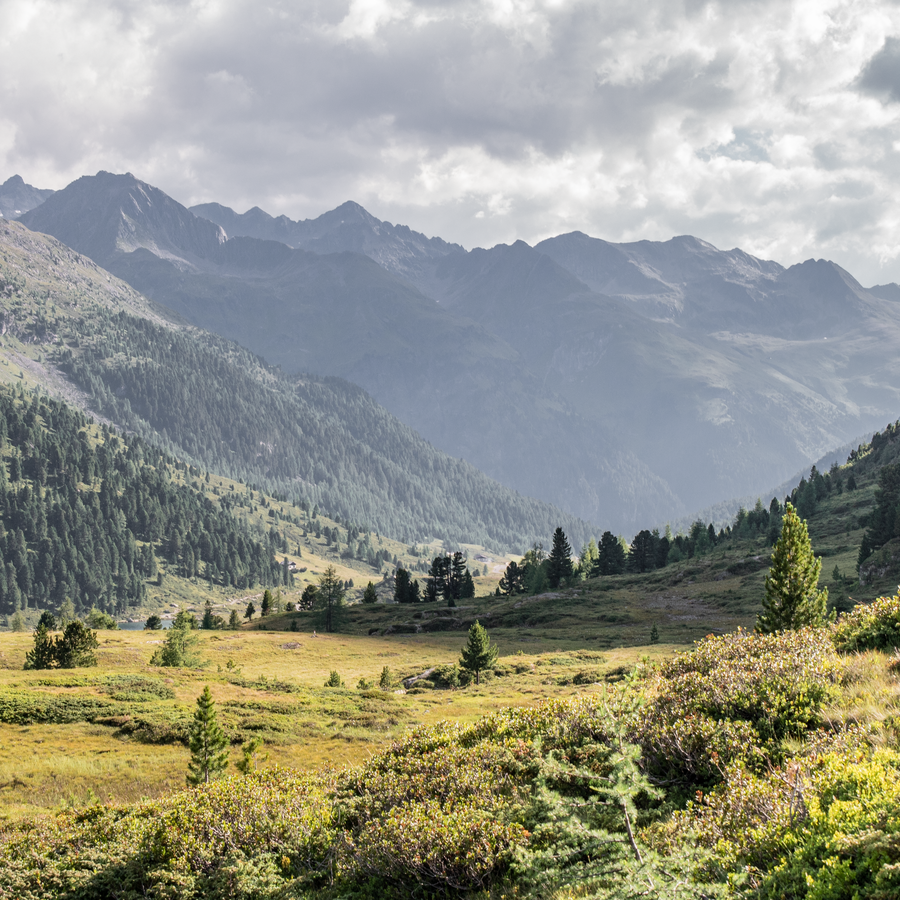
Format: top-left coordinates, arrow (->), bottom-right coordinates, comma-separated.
0,626 -> 677,820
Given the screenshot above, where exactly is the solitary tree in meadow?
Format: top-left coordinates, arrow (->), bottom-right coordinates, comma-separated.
756,502 -> 829,633
459,620 -> 498,685
186,686 -> 229,785
316,564 -> 345,633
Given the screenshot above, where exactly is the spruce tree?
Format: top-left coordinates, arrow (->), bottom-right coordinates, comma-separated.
459,620 -> 499,685
547,527 -> 574,588
23,624 -> 56,670
499,560 -> 523,596
315,564 -> 345,632
54,621 -> 99,668
362,581 -> 378,604
186,686 -> 229,785
757,502 -> 829,633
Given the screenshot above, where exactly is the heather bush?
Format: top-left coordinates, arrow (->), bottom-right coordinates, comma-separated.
339,741 -> 529,892
832,591 -> 900,652
0,769 -> 337,900
636,629 -> 843,787
674,742 -> 900,899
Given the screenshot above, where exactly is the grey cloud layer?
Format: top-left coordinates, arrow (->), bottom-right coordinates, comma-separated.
2,0 -> 900,283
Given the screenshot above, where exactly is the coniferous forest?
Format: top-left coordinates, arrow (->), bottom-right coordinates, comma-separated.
0,386 -> 281,617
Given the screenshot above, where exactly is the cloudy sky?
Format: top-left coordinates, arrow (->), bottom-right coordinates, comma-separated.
3,0 -> 900,284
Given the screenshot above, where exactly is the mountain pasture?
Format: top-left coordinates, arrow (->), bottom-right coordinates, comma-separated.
0,626 -> 671,819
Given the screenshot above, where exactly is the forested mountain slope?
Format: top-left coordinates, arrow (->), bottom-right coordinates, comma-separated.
0,384 -> 283,618
0,218 -> 591,550
20,172 -> 675,531
21,172 -> 900,534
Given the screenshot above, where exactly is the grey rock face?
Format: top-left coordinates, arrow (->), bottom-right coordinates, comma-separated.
0,175 -> 55,220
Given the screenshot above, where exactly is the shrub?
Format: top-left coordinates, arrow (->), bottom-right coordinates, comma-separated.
0,770 -> 337,899
85,607 -> 119,630
833,591 -> 900,652
636,629 -> 843,787
103,675 -> 176,702
339,742 -> 529,892
325,670 -> 343,688
677,743 -> 900,899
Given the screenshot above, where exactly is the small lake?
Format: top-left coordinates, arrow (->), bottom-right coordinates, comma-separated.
116,619 -> 174,630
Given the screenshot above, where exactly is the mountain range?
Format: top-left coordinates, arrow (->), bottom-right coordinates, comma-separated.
0,174 -> 54,220
15,171 -> 900,533
0,216 -> 590,551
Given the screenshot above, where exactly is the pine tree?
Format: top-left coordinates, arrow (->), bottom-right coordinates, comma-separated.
24,624 -> 57,670
362,581 -> 378,604
547,527 -> 574,588
459,620 -> 499,685
235,736 -> 266,775
499,560 -> 524,596
150,616 -> 202,667
316,564 -> 345,633
595,531 -> 626,576
186,686 -> 229,785
54,621 -> 99,668
757,502 -> 829,633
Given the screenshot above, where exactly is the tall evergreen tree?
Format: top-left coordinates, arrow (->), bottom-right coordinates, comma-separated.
186,686 -> 230,785
450,551 -> 467,600
316,564 -> 345,632
627,530 -> 655,573
547,527 -> 574,588
459,620 -> 499,685
757,502 -> 829,633
54,621 -> 99,668
499,560 -> 524,596
394,567 -> 412,603
595,531 -> 626,576
23,624 -> 56,670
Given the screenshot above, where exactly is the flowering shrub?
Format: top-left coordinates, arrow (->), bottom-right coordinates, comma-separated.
832,591 -> 900,652
0,769 -> 337,899
339,740 -> 529,891
675,742 -> 900,899
347,799 -> 527,892
636,629 -> 843,786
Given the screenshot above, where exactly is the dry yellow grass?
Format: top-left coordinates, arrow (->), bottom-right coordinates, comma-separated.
0,629 -> 678,820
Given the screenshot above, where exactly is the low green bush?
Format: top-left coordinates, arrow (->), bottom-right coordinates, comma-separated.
339,741 -> 529,892
635,629 -> 843,788
103,675 -> 176,702
0,691 -> 122,725
833,591 -> 900,652
675,741 -> 900,899
0,769 -> 337,900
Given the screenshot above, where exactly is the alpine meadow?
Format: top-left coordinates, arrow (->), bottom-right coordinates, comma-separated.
1,164 -> 900,899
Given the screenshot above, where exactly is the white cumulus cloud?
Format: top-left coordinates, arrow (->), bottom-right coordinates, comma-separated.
2,0 -> 900,283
